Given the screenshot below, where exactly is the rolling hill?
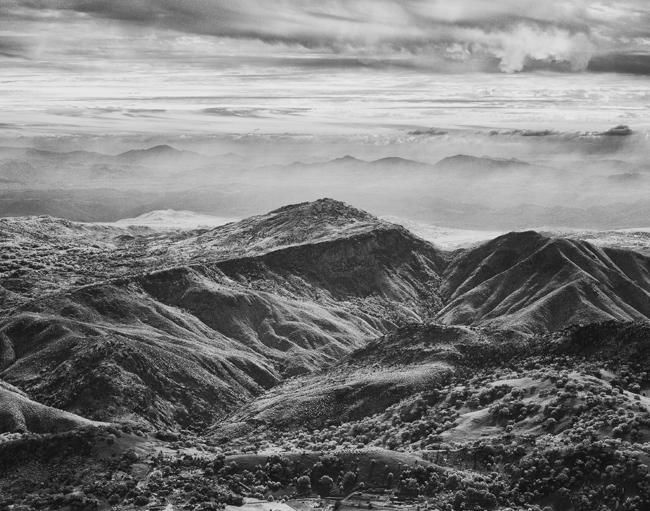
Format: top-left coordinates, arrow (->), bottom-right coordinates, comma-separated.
213,319 -> 650,452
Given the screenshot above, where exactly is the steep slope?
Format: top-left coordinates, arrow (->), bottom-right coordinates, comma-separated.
0,200 -> 447,429
0,285 -> 283,428
0,379 -> 102,434
438,231 -> 650,332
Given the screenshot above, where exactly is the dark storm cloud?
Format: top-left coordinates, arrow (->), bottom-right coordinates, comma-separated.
588,53 -> 650,75
1,0 -> 650,73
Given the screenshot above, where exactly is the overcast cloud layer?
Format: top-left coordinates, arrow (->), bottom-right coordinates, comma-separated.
2,1 -> 650,140
1,0 -> 650,73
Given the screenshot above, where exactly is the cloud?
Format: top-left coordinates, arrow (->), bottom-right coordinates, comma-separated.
588,53 -> 650,74
494,24 -> 595,72
0,0 -> 649,73
0,35 -> 30,59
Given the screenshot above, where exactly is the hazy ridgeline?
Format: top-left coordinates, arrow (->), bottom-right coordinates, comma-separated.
1,127 -> 648,229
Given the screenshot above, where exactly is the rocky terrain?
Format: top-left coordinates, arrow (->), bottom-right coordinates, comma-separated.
1,199 -> 649,510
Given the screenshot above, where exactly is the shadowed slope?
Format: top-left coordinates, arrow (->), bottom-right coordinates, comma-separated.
438,231 -> 650,332
0,379 -> 103,434
0,287 -> 281,428
0,261 -> 386,428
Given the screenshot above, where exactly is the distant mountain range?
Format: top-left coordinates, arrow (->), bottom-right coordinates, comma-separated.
0,143 -> 648,228
116,144 -> 204,165
263,153 -> 534,175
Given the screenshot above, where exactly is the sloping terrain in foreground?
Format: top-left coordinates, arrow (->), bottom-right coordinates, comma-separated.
210,322 -> 650,510
2,322 -> 648,510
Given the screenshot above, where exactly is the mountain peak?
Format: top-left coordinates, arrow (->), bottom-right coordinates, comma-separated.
438,154 -> 481,163
329,155 -> 366,164
117,144 -> 195,160
176,198 -> 434,269
268,198 -> 376,222
145,144 -> 178,153
489,229 -> 549,245
371,156 -> 426,166
436,154 -> 530,169
600,125 -> 632,136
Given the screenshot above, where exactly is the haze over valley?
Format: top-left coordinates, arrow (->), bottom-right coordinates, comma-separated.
1,129 -> 650,232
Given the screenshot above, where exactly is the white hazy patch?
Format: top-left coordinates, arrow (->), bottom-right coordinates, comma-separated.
225,499 -> 296,511
617,227 -> 650,233
114,210 -> 237,230
545,227 -> 650,255
383,216 -> 503,249
387,217 -> 650,254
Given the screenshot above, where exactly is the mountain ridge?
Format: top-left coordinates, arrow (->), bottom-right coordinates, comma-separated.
0,199 -> 447,428
439,230 -> 650,332
1,199 -> 650,432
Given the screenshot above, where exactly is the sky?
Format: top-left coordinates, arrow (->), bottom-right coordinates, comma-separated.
1,1 -> 650,139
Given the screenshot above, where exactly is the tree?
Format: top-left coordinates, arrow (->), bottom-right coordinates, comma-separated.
296,476 -> 312,496
212,454 -> 226,472
341,471 -> 357,494
318,475 -> 335,497
369,459 -> 377,477
398,477 -> 420,498
452,490 -> 466,511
